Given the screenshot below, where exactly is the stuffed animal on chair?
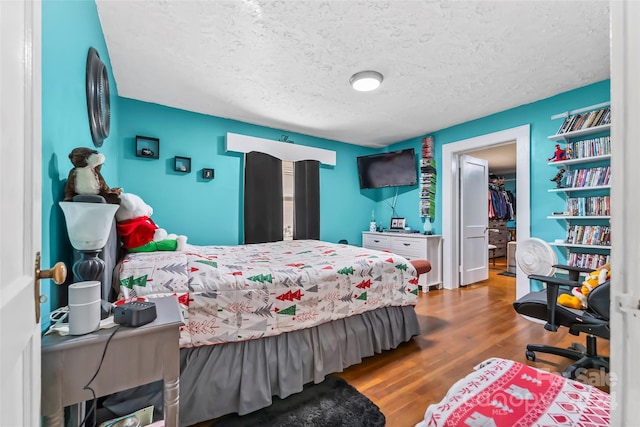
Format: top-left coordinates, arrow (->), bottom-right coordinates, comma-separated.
558,263 -> 610,310
64,147 -> 122,204
115,192 -> 187,253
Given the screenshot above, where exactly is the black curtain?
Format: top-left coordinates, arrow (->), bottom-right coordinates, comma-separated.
244,152 -> 283,244
293,160 -> 320,240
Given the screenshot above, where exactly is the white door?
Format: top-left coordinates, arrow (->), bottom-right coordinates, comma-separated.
459,154 -> 489,286
611,1 -> 639,424
0,1 -> 43,425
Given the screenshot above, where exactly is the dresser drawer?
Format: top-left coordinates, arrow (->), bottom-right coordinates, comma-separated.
363,234 -> 391,251
390,237 -> 427,258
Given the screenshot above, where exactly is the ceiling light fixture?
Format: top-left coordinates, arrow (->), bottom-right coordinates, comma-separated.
350,70 -> 383,92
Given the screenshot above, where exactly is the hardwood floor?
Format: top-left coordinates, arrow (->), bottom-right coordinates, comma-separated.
335,257 -> 609,427
191,258 -> 609,427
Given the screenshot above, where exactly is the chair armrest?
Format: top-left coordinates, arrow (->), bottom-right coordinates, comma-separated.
528,274 -> 580,332
528,274 -> 580,288
552,264 -> 593,282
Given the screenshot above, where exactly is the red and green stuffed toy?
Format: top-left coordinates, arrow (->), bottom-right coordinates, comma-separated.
115,192 -> 187,253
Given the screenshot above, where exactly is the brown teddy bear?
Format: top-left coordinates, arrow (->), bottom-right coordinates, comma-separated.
64,147 -> 121,204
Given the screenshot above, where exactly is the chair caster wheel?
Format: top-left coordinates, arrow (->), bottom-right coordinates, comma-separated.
526,350 -> 536,361
569,342 -> 586,353
563,365 -> 579,380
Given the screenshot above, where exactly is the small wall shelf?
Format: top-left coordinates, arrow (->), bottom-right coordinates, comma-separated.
202,168 -> 214,179
548,185 -> 611,193
174,156 -> 191,173
547,215 -> 611,220
136,136 -> 160,159
549,242 -> 611,250
548,124 -> 611,142
547,154 -> 611,167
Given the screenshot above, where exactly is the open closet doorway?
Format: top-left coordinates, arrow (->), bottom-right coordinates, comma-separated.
466,145 -> 518,283
442,125 -> 531,299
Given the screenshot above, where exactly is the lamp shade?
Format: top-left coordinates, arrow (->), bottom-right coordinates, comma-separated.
59,201 -> 118,250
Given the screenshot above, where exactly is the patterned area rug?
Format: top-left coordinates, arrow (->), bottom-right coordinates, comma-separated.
498,271 -> 516,277
210,376 -> 385,427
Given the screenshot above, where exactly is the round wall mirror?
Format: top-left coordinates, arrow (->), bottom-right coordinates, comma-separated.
86,47 -> 110,147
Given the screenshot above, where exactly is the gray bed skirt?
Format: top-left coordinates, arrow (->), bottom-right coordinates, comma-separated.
104,304 -> 420,426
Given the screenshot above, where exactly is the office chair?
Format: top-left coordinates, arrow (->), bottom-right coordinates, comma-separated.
512,265 -> 610,379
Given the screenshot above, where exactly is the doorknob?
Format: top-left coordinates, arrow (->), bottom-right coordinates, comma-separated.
34,252 -> 67,323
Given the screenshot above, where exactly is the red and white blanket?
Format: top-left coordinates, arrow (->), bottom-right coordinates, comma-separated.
417,358 -> 609,427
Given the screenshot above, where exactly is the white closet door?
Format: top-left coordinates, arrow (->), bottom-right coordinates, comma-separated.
459,154 -> 489,286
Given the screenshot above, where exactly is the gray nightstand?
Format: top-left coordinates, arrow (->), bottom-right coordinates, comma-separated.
41,296 -> 183,427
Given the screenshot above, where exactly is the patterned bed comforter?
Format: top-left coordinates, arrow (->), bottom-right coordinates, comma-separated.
115,239 -> 419,348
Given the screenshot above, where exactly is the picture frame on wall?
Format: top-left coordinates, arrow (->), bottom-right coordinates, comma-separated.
174,156 -> 191,173
135,135 -> 159,159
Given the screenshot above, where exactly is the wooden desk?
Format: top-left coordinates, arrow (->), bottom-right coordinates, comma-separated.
41,296 -> 183,427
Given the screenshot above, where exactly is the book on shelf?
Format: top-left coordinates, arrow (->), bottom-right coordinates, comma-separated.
568,253 -> 610,270
583,110 -> 599,129
557,115 -> 575,134
566,225 -> 611,246
591,108 -> 605,128
572,114 -> 587,132
566,196 -> 611,216
566,135 -> 611,159
599,107 -> 611,126
556,107 -> 611,135
564,166 -> 610,188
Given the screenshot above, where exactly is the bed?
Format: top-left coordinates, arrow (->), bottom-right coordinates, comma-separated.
104,239 -> 421,426
416,357 -> 609,427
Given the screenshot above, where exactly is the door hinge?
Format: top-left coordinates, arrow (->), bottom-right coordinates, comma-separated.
615,293 -> 640,316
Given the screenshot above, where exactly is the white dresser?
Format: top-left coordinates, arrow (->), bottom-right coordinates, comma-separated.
362,232 -> 442,292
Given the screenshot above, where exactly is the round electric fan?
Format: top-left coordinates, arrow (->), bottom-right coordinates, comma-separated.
516,238 -> 558,277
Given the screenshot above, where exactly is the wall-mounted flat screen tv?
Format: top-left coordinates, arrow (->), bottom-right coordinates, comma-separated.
357,148 -> 418,189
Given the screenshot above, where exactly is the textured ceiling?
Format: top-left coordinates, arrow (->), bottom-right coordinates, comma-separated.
96,1 -> 610,148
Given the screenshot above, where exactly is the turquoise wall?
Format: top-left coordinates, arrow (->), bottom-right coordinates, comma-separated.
385,80 -> 610,250
115,100 -> 378,247
41,0 -> 120,328
502,173 -> 516,196
40,0 -> 376,330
